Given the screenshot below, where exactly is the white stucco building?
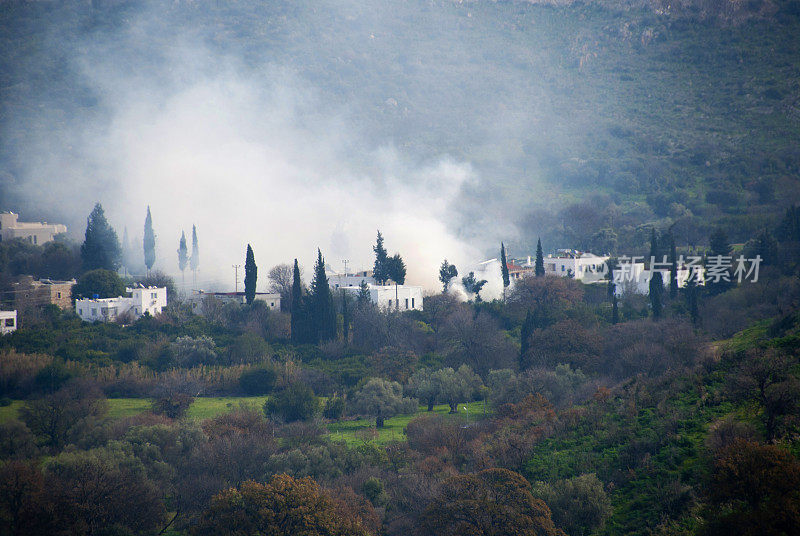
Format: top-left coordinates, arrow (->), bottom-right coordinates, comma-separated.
326,267 -> 423,311
327,268 -> 376,288
0,211 -> 67,245
187,290 -> 281,315
75,286 -> 167,322
0,310 -> 17,335
339,284 -> 424,311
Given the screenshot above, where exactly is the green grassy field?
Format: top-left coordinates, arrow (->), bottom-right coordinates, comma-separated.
0,397 -> 488,446
327,401 -> 487,446
0,396 -> 271,423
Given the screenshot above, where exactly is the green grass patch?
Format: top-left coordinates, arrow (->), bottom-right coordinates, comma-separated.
0,400 -> 25,423
327,401 -> 487,446
185,396 -> 269,420
0,397 -> 271,424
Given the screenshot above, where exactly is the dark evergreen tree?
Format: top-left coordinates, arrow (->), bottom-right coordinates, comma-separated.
462,271 -> 488,302
177,231 -> 188,286
669,232 -> 678,299
519,308 -> 534,369
776,205 -> 800,242
357,280 -> 371,306
190,224 -> 199,285
244,244 -> 257,305
755,229 -> 778,266
386,253 -> 406,309
649,228 -> 663,320
439,259 -> 458,292
707,228 -> 733,295
612,293 -> 619,324
372,231 -> 389,285
310,249 -> 336,343
685,276 -> 700,326
290,259 -> 306,343
143,206 -> 156,273
500,242 -> 510,301
535,238 -> 545,277
80,203 -> 121,272
341,289 -> 350,343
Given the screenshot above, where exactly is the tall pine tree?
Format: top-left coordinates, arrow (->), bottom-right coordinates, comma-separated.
707,228 -> 733,295
80,203 -> 121,272
500,242 -> 510,301
387,253 -> 406,309
649,228 -> 663,320
244,244 -> 257,305
535,238 -> 545,277
439,259 -> 458,293
143,206 -> 156,273
373,231 -> 389,284
341,289 -> 350,343
177,231 -> 188,287
310,249 -> 336,343
190,224 -> 199,285
685,276 -> 700,326
519,308 -> 534,369
669,232 -> 678,299
290,259 -> 306,343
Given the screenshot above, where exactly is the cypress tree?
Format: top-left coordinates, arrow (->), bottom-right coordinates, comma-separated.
612,294 -> 619,324
685,276 -> 700,326
500,242 -> 510,301
244,244 -> 257,305
649,228 -> 663,320
290,259 -> 305,343
669,232 -> 678,299
177,231 -> 188,286
519,308 -> 534,369
341,289 -> 349,343
707,228 -> 732,295
80,203 -> 122,272
310,249 -> 336,343
535,238 -> 545,277
190,224 -> 199,285
143,206 -> 156,273
373,231 -> 389,285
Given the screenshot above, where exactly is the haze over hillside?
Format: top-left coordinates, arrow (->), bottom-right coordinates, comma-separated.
1,0 -> 799,285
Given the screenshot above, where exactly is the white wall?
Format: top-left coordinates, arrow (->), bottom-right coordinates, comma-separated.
0,310 -> 17,335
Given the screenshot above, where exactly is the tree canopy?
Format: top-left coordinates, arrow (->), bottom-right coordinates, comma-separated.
80,203 -> 121,272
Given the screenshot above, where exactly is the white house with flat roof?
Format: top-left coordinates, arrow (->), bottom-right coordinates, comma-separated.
0,310 -> 17,335
0,211 -> 67,245
339,284 -> 423,311
75,286 -> 167,322
328,269 -> 377,289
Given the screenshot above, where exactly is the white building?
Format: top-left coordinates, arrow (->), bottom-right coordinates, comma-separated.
339,284 -> 424,311
0,211 -> 67,245
328,269 -> 376,289
0,310 -> 17,335
541,250 -> 610,283
187,290 -> 281,315
326,267 -> 423,311
75,286 -> 167,322
615,261 -> 705,295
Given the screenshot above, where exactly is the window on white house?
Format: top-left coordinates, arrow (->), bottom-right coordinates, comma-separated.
5,318 -> 14,327
405,298 -> 409,309
412,298 -> 415,308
